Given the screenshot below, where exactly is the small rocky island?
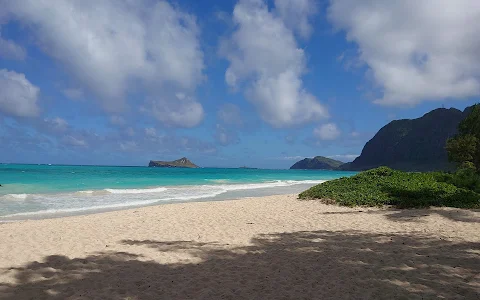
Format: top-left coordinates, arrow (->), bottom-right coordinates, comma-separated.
148,157 -> 199,168
290,156 -> 344,170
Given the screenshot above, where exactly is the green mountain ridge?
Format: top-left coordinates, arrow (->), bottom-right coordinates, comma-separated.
339,105 -> 475,172
290,156 -> 344,170
291,105 -> 476,172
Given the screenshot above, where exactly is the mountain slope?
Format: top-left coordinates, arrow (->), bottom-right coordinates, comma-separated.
290,156 -> 344,170
340,106 -> 474,172
148,157 -> 199,168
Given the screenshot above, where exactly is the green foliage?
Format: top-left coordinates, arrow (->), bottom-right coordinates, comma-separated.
446,104 -> 480,172
435,168 -> 480,194
446,134 -> 478,163
458,104 -> 480,136
299,167 -> 480,209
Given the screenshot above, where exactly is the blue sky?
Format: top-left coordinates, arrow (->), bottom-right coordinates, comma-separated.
0,0 -> 479,168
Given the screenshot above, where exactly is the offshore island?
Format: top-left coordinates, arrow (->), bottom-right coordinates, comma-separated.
148,157 -> 199,168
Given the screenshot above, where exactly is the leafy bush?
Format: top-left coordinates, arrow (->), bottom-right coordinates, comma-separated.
299,167 -> 480,209
435,168 -> 480,194
446,104 -> 480,172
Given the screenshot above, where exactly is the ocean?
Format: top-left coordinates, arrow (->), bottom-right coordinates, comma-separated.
0,164 -> 357,220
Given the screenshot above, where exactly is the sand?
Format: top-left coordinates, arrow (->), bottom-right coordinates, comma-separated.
0,194 -> 479,299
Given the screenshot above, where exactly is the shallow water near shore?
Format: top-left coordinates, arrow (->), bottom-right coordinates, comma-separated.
0,164 -> 357,220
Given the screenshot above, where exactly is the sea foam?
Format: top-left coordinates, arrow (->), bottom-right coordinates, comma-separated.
104,187 -> 168,194
0,194 -> 28,201
0,180 -> 326,219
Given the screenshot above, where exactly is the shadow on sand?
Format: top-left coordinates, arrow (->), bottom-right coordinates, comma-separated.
321,208 -> 480,223
1,230 -> 479,299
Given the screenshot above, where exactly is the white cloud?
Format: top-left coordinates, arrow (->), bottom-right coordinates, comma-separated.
222,0 -> 328,127
0,69 -> 40,117
5,0 -> 205,126
145,93 -> 204,128
0,32 -> 26,60
217,103 -> 243,126
314,123 -> 341,140
328,0 -> 480,106
63,88 -> 84,100
274,0 -> 317,38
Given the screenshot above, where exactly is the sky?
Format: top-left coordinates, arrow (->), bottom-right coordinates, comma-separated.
0,0 -> 479,169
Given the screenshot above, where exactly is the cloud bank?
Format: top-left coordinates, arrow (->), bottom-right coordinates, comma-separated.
4,0 -> 205,127
222,0 -> 328,127
329,0 -> 480,106
0,69 -> 39,117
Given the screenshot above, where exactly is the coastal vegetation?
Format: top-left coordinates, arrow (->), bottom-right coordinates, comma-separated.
445,104 -> 480,172
299,167 -> 480,208
300,104 -> 480,209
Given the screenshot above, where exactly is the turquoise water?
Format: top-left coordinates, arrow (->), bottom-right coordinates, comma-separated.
0,164 -> 357,220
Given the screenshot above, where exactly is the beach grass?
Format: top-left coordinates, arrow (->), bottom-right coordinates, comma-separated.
299,167 -> 480,208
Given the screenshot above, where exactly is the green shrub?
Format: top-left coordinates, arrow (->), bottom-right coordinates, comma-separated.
299,167 -> 480,209
435,167 -> 480,194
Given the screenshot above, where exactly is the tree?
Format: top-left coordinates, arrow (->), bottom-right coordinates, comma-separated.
446,104 -> 480,172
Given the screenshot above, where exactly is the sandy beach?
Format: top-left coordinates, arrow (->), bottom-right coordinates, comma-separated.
1,194 -> 479,299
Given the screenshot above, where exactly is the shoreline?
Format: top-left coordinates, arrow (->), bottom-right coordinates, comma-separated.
0,182 -> 324,221
0,192 -> 295,222
1,194 -> 479,299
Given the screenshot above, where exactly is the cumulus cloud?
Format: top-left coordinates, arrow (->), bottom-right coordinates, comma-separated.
274,0 -> 317,38
314,123 -> 341,140
4,0 -> 205,126
0,69 -> 40,117
328,0 -> 480,106
222,0 -> 328,127
144,93 -> 204,128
